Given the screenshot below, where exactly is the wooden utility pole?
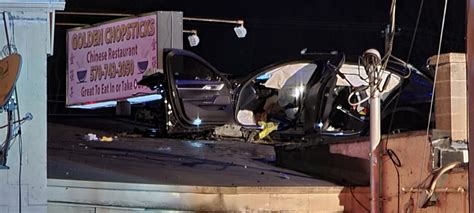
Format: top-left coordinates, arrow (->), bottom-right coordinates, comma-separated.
467,0 -> 474,211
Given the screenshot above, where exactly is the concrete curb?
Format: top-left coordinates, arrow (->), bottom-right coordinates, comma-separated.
48,179 -> 368,211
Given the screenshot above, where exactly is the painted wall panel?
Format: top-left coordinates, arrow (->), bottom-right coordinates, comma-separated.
0,10 -> 55,213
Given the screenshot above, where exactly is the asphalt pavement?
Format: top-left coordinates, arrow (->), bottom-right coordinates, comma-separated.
47,117 -> 336,186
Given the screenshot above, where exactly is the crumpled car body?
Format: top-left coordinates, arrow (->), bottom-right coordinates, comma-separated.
139,48 -> 433,141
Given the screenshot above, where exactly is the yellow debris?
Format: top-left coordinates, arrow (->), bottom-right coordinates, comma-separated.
257,121 -> 278,140
99,136 -> 113,142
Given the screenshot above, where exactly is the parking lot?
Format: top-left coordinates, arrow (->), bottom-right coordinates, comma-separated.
47,117 -> 335,187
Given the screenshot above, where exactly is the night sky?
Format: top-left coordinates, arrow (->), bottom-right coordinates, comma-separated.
48,0 -> 466,112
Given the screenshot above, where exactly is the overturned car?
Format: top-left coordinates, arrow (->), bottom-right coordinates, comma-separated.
139,48 -> 433,141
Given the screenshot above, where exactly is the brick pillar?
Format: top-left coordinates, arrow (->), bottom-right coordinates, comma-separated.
429,53 -> 467,141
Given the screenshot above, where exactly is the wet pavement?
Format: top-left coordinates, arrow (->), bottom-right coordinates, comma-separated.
47,117 -> 336,186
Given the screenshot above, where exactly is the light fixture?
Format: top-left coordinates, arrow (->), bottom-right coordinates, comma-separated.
188,34 -> 200,47
184,29 -> 199,47
183,17 -> 247,39
234,24 -> 247,38
300,48 -> 308,55
56,13 -> 249,40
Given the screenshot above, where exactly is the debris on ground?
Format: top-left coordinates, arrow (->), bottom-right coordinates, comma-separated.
78,143 -> 88,149
256,121 -> 278,140
157,147 -> 171,152
279,172 -> 290,180
213,123 -> 243,138
100,136 -> 113,142
84,133 -> 99,141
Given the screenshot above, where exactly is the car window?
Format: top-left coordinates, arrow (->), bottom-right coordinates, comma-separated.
236,62 -> 317,126
169,54 -> 218,81
319,63 -> 403,133
337,64 -> 401,100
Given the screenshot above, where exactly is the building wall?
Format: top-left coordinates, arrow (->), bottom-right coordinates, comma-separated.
381,132 -> 468,212
0,2 -> 64,212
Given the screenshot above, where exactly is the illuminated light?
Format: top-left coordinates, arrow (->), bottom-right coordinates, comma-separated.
184,30 -> 200,47
187,34 -> 200,47
193,117 -> 202,126
69,101 -> 117,109
256,72 -> 272,80
127,94 -> 162,104
69,94 -> 162,109
317,122 -> 323,128
300,48 -> 307,55
234,25 -> 247,38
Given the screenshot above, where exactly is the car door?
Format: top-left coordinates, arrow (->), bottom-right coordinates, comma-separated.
163,49 -> 233,133
302,53 -> 352,135
304,57 -> 407,137
233,53 -> 343,134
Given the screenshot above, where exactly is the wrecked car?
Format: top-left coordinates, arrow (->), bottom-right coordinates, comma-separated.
139,48 -> 433,141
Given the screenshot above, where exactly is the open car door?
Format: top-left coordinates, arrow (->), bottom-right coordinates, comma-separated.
304,55 -> 406,137
163,49 -> 233,133
303,53 -> 371,137
303,56 -> 342,135
232,53 -> 345,138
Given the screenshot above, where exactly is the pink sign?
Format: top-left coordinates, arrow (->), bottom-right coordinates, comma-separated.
66,14 -> 157,106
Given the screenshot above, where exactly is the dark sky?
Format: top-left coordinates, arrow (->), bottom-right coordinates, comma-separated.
59,0 -> 465,70
48,0 -> 466,107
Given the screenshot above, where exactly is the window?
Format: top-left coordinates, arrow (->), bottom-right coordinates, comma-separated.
169,55 -> 218,81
